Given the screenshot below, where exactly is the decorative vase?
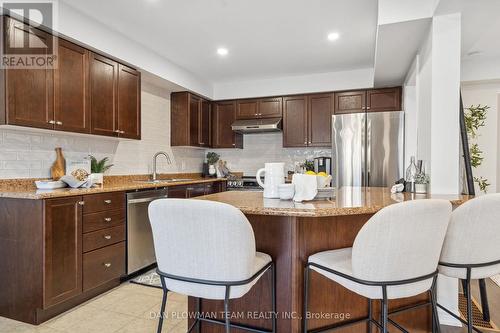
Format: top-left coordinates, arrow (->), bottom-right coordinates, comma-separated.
208,164 -> 216,176
90,173 -> 104,187
415,184 -> 427,194
51,147 -> 66,180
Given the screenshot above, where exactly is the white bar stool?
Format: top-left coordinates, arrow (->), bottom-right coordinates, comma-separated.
303,200 -> 452,333
148,199 -> 276,333
438,194 -> 500,333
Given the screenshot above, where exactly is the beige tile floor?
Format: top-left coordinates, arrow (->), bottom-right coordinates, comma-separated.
0,283 -> 188,333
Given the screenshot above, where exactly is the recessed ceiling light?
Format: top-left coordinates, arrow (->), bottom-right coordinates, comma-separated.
217,48 -> 228,56
327,32 -> 340,41
467,51 -> 482,57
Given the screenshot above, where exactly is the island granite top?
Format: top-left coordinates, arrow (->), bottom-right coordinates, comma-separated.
197,187 -> 472,217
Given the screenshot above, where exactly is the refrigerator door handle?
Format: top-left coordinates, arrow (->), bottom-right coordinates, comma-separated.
361,113 -> 367,187
366,116 -> 371,187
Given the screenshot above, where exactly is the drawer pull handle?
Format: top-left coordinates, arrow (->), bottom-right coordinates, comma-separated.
78,201 -> 85,206
104,200 -> 112,204
103,263 -> 112,268
104,235 -> 112,240
104,217 -> 112,222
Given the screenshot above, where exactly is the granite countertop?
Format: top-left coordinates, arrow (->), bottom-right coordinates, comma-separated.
0,174 -> 226,199
197,187 -> 472,217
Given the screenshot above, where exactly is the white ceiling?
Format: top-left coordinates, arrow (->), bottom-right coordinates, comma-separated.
60,0 -> 378,83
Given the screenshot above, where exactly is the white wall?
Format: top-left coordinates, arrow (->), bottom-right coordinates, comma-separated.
0,85 -> 204,179
378,0 -> 438,25
213,68 -> 374,100
462,57 -> 500,82
211,133 -> 331,176
461,81 -> 500,193
403,57 -> 418,169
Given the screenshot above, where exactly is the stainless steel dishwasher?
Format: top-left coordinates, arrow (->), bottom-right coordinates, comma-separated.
126,188 -> 168,274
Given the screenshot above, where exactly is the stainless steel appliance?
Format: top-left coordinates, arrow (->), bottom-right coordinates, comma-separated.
227,176 -> 264,191
126,188 -> 168,274
332,111 -> 404,187
314,157 -> 332,175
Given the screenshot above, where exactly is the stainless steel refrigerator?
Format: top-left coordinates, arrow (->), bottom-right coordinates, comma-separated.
332,111 -> 404,188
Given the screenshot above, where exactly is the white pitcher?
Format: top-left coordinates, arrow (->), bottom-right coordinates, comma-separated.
256,163 -> 285,198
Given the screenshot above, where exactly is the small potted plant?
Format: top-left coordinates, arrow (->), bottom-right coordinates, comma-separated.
89,156 -> 113,187
414,173 -> 429,194
206,152 -> 220,176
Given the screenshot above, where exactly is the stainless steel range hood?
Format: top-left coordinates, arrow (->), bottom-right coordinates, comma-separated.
231,117 -> 282,134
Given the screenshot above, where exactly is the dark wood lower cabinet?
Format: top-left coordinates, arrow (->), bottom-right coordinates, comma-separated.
44,197 -> 83,308
169,181 -> 227,198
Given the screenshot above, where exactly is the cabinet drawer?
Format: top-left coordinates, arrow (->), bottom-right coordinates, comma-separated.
83,225 -> 125,253
83,192 -> 125,214
83,242 -> 125,291
83,209 -> 125,233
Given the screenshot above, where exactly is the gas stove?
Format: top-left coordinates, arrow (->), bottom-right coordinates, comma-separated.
226,176 -> 263,191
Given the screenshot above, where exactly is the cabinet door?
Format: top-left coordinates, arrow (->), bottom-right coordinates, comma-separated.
44,197 -> 83,308
366,87 -> 401,112
283,96 -> 308,147
213,101 -> 242,148
199,99 -> 211,147
334,90 -> 366,114
168,185 -> 188,198
259,97 -> 282,118
90,53 -> 118,137
308,93 -> 333,147
186,184 -> 207,198
4,18 -> 54,129
236,99 -> 259,119
117,64 -> 141,139
189,94 -> 201,146
54,39 -> 90,133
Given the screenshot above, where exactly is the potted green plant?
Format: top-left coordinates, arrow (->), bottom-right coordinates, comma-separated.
89,156 -> 113,186
206,152 -> 220,176
414,173 -> 429,194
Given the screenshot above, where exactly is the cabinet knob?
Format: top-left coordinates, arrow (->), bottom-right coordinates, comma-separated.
103,263 -> 112,268
48,120 -> 55,124
104,199 -> 112,204
56,121 -> 63,125
77,201 -> 85,206
104,235 -> 112,240
119,130 -> 125,134
104,217 -> 112,222
366,106 -> 371,110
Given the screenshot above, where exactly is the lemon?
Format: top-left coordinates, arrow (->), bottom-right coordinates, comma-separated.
317,172 -> 328,177
305,171 -> 316,175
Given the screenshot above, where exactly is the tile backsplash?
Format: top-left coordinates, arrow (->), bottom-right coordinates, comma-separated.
211,133 -> 331,176
0,90 -> 205,179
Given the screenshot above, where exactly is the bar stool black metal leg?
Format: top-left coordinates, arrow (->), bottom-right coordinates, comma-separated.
461,279 -> 468,299
303,265 -> 310,333
430,277 -> 440,333
224,286 -> 231,333
478,279 -> 490,322
196,297 -> 201,333
271,263 -> 277,333
465,269 -> 473,333
157,277 -> 168,333
367,299 -> 372,333
382,287 -> 388,333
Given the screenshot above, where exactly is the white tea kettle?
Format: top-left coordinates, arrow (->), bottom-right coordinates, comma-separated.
256,163 -> 285,198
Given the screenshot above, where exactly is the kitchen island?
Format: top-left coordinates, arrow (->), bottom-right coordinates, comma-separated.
194,188 -> 470,333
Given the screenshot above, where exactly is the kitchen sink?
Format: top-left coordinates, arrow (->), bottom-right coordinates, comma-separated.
134,178 -> 194,184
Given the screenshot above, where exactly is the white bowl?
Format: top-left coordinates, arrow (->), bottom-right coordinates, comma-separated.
278,184 -> 295,200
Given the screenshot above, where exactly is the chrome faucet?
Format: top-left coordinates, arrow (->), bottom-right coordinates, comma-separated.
152,151 -> 172,181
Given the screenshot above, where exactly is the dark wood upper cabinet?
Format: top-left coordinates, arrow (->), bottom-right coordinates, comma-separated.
235,97 -> 283,119
259,97 -> 282,118
89,53 -> 118,137
4,17 -> 54,129
366,87 -> 401,112
283,96 -> 308,147
1,16 -> 140,139
43,197 -> 83,308
117,64 -> 141,139
334,87 -> 401,114
171,92 -> 209,147
54,39 -> 90,133
200,99 -> 211,147
212,101 -> 243,148
236,99 -> 259,119
334,90 -> 365,114
308,93 -> 333,147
